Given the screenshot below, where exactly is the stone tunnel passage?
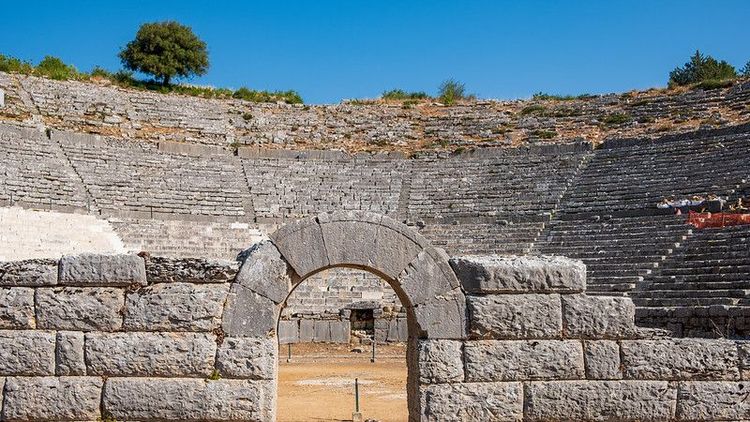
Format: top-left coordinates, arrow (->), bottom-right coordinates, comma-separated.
276,267 -> 409,421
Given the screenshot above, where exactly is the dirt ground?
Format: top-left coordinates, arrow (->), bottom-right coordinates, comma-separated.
277,343 -> 408,422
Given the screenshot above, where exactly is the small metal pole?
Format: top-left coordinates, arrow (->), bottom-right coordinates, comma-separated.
370,335 -> 376,363
355,378 -> 360,412
286,343 -> 292,363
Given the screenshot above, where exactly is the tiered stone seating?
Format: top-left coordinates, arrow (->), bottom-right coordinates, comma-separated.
56,132 -> 252,218
536,215 -> 692,294
634,224 -> 750,337
0,124 -> 89,211
418,221 -> 545,255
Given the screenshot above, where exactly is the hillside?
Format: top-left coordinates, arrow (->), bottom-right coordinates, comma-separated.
1,71 -> 749,153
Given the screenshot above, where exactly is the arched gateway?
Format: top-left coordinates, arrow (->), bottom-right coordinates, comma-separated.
221,210 -> 468,420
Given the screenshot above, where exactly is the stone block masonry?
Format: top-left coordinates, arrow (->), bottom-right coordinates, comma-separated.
1,213 -> 749,421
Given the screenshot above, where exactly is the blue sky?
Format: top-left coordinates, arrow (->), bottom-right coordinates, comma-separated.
1,1 -> 748,104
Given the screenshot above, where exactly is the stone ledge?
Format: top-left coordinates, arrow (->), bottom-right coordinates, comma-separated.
58,254 -> 146,287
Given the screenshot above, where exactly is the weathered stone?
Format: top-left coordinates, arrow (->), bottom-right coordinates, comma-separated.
2,376 -> 103,421
676,381 -> 750,420
562,294 -> 637,338
397,247 -> 459,307
0,287 -> 35,328
124,282 -> 229,331
56,331 -> 85,376
330,320 -> 350,343
420,382 -> 523,421
736,341 -> 750,379
216,337 -> 276,379
467,294 -> 562,339
270,217 -> 328,278
299,319 -> 314,342
103,378 -> 274,421
85,332 -> 216,377
449,255 -> 586,293
278,319 -> 299,344
0,330 -> 55,375
525,380 -> 677,421
35,287 -> 124,331
221,285 -> 277,337
413,288 -> 467,339
58,253 -> 146,286
417,340 -> 464,383
585,340 -> 622,380
0,259 -> 57,286
621,339 -> 739,380
313,320 -> 331,342
0,377 -> 3,411
235,241 -> 293,303
144,256 -> 239,283
464,340 -> 584,381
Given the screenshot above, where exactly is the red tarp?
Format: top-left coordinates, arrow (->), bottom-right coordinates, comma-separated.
687,211 -> 750,228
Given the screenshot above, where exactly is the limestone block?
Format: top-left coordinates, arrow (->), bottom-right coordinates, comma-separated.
299,319 -> 315,342
270,217 -> 328,278
58,253 -> 146,286
103,378 -> 274,421
449,255 -> 586,293
144,256 -> 239,283
585,340 -> 622,380
85,332 -> 216,377
417,340 -> 464,383
464,340 -> 584,381
221,286 -> 277,337
124,282 -> 229,331
314,320 -> 331,342
525,380 -> 677,421
562,294 -> 637,338
413,288 -> 467,339
2,376 -> 103,421
621,339 -> 739,380
420,382 -> 523,421
56,331 -> 85,376
387,318 -> 408,342
0,330 -> 55,376
278,319 -> 299,344
330,320 -> 350,343
0,259 -> 57,286
736,341 -> 750,379
0,377 -> 3,412
216,337 -> 276,379
676,381 -> 750,420
35,287 -> 124,331
397,247 -> 459,307
0,287 -> 35,329
235,241 -> 292,303
467,294 -> 562,339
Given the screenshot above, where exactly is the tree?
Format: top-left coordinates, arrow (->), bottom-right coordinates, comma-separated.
668,50 -> 737,87
119,21 -> 208,85
742,61 -> 750,77
438,79 -> 466,105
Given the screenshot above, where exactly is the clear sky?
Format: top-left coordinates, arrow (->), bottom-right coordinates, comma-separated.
1,1 -> 748,104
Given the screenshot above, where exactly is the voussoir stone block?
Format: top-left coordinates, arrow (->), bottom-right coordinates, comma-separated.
584,340 -> 622,380
58,253 -> 146,286
2,376 -> 103,421
525,380 -> 677,421
222,285 -> 277,337
0,330 -> 55,376
417,340 -> 464,384
124,282 -> 229,331
56,331 -> 85,376
216,337 -> 276,379
35,287 -> 124,331
0,259 -> 57,287
420,382 -> 523,421
676,381 -> 750,420
270,217 -> 328,278
103,378 -> 274,421
413,288 -> 467,339
621,339 -> 740,380
397,247 -> 459,307
449,255 -> 586,293
0,287 -> 35,329
464,340 -> 584,381
467,294 -> 562,339
562,294 -> 637,338
235,241 -> 293,304
85,332 -> 216,377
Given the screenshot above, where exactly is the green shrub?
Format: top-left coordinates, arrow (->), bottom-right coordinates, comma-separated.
520,104 -> 547,115
232,87 -> 303,104
382,89 -> 430,100
35,56 -> 82,80
531,129 -> 557,139
438,79 -> 466,105
741,61 -> 750,77
0,53 -> 34,74
601,113 -> 631,125
90,66 -> 113,78
669,50 -> 737,87
693,79 -> 734,90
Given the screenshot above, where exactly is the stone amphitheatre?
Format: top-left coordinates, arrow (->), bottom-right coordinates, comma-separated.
1,70 -> 750,421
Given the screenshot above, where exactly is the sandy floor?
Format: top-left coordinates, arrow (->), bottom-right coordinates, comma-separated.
277,343 -> 408,422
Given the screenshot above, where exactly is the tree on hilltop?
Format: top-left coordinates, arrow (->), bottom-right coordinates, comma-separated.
742,61 -> 750,77
668,50 -> 737,87
119,21 -> 209,86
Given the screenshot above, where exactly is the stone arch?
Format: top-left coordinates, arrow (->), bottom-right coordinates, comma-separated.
221,211 -> 468,420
